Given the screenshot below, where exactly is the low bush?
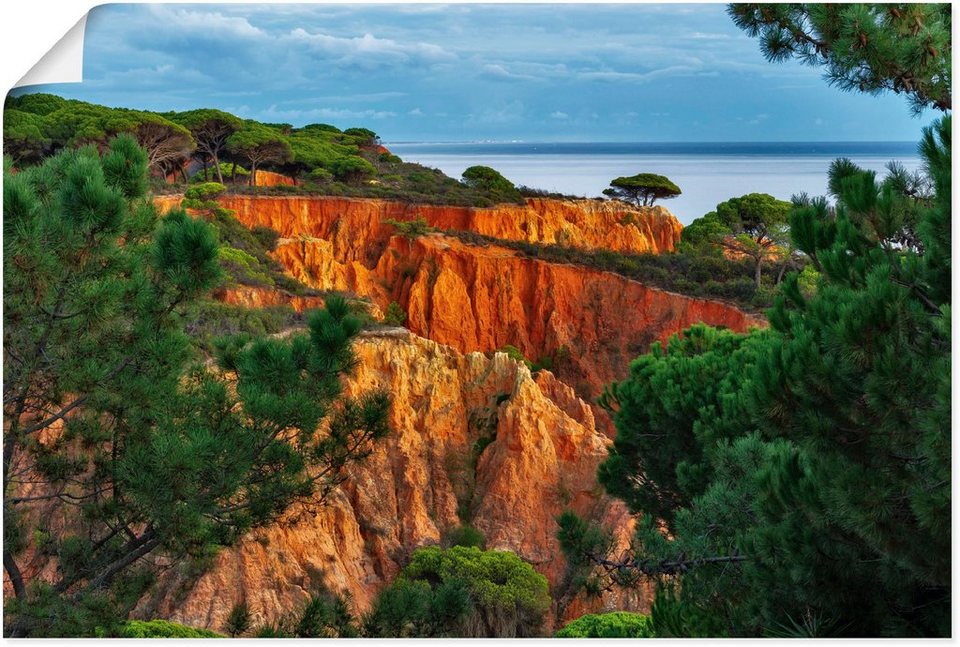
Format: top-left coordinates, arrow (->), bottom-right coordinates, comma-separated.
445,525 -> 486,549
555,612 -> 655,638
184,182 -> 227,200
112,620 -> 222,638
368,546 -> 551,638
385,216 -> 435,239
383,301 -> 407,326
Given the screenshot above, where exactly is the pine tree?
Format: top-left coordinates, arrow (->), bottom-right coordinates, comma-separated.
729,3 -> 951,113
3,135 -> 390,636
560,116 -> 951,637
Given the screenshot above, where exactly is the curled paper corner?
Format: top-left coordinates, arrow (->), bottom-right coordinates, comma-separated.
13,14 -> 87,89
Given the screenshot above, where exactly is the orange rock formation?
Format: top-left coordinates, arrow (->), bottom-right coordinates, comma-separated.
197,195 -> 760,398
217,195 -> 683,254
136,329 -> 648,632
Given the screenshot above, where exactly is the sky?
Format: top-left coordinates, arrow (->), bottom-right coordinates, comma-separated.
13,3 -> 932,143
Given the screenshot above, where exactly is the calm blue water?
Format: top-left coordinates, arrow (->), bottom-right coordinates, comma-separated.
387,141 -> 922,224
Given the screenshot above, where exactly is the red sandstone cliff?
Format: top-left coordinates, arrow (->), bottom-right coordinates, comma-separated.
216,195 -> 683,254
267,235 -> 763,400
178,195 -> 760,398
135,329 -> 648,632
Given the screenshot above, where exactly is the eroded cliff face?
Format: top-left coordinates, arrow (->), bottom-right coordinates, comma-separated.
267,229 -> 763,399
156,194 -> 742,397
216,195 -> 683,254
136,329 -> 648,632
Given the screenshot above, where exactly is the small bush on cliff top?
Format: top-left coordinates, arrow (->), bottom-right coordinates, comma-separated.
555,612 -> 655,638
184,181 -> 226,200
385,216 -> 435,239
497,344 -> 532,369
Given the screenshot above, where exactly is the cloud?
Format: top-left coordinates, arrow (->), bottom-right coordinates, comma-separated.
579,65 -> 709,84
287,28 -> 456,69
144,6 -> 266,40
549,111 -> 569,120
478,63 -> 536,82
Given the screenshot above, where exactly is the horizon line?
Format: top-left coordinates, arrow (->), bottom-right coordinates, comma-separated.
385,139 -> 920,145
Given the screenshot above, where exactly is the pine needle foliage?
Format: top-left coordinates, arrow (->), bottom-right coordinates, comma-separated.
3,135 -> 390,636
561,116 -> 950,636
729,4 -> 951,114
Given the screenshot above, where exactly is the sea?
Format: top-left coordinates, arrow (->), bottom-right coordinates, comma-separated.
386,141 -> 923,225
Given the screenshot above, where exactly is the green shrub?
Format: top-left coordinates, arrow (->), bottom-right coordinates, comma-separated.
184,181 -> 226,200
364,579 -> 471,638
113,620 -> 222,638
217,246 -> 275,287
364,546 -> 550,637
383,301 -> 407,326
309,167 -> 334,183
251,588 -> 359,638
555,612 -> 655,637
384,216 -> 435,239
183,300 -> 301,354
223,601 -> 251,637
330,156 -> 377,183
497,344 -> 532,369
250,225 -> 280,252
446,525 -> 486,549
295,591 -> 359,637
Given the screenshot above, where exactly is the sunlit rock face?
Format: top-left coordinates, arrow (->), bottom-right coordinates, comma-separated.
136,330 -> 646,632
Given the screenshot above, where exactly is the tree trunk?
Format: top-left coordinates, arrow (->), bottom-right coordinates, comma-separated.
4,550 -> 25,599
754,257 -> 763,288
249,161 -> 257,187
776,257 -> 791,284
202,158 -> 209,181
213,153 -> 224,184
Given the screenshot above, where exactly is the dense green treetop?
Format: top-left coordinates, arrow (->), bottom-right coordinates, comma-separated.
680,193 -> 793,287
603,173 -> 681,207
169,109 -> 242,183
461,165 -> 523,204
